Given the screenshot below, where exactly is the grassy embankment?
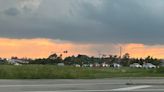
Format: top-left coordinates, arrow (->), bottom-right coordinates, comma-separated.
0,65 -> 164,79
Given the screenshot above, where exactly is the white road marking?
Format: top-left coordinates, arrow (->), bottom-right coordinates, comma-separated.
0,83 -> 160,92
24,90 -> 115,92
111,85 -> 152,91
24,85 -> 153,92
135,89 -> 164,91
24,89 -> 164,92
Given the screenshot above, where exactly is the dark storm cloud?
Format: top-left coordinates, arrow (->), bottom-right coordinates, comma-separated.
1,0 -> 164,44
79,0 -> 164,44
4,8 -> 20,16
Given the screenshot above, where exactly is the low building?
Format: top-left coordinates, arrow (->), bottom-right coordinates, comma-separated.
7,58 -> 29,64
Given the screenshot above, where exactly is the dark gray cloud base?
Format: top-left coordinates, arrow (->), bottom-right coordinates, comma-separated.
0,0 -> 164,44
4,8 -> 20,16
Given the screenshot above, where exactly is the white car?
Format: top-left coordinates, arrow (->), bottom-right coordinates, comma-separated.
74,64 -> 81,67
143,63 -> 156,69
112,63 -> 121,68
130,63 -> 142,68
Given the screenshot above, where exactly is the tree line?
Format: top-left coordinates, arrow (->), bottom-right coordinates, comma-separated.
28,53 -> 162,66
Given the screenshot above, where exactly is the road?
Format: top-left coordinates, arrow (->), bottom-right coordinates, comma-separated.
0,78 -> 163,92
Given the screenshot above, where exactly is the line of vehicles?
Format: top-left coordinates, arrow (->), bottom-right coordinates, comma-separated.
129,63 -> 157,69
72,63 -> 158,69
6,58 -> 159,69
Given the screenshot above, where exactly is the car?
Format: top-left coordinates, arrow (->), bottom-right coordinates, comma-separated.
130,63 -> 142,68
57,63 -> 65,66
143,63 -> 156,69
75,64 -> 81,67
111,63 -> 121,68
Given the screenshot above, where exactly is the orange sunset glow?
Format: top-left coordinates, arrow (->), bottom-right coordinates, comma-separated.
122,44 -> 164,59
0,38 -> 94,58
0,38 -> 164,59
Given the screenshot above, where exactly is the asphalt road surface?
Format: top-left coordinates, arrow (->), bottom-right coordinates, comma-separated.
0,78 -> 164,92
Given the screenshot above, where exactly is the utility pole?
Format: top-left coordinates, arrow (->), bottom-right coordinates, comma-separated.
117,46 -> 122,64
120,46 -> 122,59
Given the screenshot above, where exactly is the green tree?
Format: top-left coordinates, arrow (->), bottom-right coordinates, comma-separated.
121,53 -> 130,66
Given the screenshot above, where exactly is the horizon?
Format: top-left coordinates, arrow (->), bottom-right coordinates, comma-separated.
1,51 -> 163,60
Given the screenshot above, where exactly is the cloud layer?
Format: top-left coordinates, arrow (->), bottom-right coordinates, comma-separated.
1,0 -> 164,44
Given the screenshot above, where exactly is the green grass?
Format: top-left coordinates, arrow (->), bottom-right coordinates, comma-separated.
0,65 -> 163,79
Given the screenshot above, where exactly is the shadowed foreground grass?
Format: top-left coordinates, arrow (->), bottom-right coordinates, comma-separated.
0,65 -> 164,79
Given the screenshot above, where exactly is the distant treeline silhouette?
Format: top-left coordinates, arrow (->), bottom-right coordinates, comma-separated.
28,53 -> 161,66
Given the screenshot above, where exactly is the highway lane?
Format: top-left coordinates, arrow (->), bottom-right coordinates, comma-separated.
0,79 -> 163,92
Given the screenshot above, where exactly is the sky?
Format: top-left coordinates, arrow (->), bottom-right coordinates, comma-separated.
1,0 -> 164,58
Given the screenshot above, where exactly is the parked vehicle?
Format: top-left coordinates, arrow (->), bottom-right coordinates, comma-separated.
82,64 -> 89,67
89,64 -> 93,67
101,63 -> 109,67
111,63 -> 121,68
57,63 -> 65,66
14,63 -> 21,66
143,63 -> 156,68
93,63 -> 100,67
130,63 -> 142,68
74,64 -> 81,67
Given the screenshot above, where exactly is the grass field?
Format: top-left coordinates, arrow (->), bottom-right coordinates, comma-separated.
0,65 -> 163,79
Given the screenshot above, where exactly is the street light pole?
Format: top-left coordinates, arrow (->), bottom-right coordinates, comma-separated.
120,46 -> 122,59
